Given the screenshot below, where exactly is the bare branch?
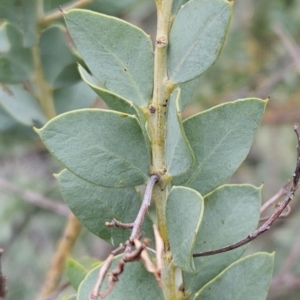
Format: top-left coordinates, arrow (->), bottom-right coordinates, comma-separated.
0,178 -> 69,216
105,219 -> 134,229
193,125 -> 300,258
259,204 -> 291,222
41,0 -> 95,25
260,180 -> 290,213
129,175 -> 159,240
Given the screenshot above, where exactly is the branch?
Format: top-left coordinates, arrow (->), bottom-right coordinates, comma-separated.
193,124 -> 300,258
40,0 -> 94,25
37,214 -> 82,299
0,178 -> 69,216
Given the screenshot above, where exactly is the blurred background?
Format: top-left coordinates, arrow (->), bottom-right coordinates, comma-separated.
0,0 -> 300,299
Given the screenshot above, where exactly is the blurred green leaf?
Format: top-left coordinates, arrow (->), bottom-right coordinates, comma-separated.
78,256 -> 164,300
166,186 -> 203,272
0,84 -> 46,126
166,88 -> 194,177
57,169 -> 154,245
183,184 -> 261,294
63,295 -> 77,300
40,24 -> 81,88
194,252 -> 274,300
53,81 -> 96,115
0,0 -> 38,47
87,0 -> 141,15
66,258 -> 87,291
64,9 -> 154,107
173,99 -> 267,195
172,0 -> 189,15
0,22 -> 33,83
36,109 -> 150,187
0,106 -> 16,131
168,0 -> 233,83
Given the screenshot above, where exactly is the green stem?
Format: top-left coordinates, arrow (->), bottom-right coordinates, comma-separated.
148,1 -> 181,299
31,39 -> 56,120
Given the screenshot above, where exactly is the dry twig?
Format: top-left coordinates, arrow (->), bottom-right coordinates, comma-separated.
193,124 -> 300,257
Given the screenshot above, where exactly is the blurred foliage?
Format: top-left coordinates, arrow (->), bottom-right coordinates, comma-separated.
0,0 -> 299,299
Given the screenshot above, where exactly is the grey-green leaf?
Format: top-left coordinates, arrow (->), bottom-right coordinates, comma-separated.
0,84 -> 47,126
40,24 -> 80,88
66,258 -> 87,291
77,256 -> 164,300
0,22 -> 33,83
36,109 -> 150,187
183,184 -> 261,294
54,81 -> 97,115
168,0 -> 233,83
57,170 -> 153,245
194,252 -> 275,300
166,88 -> 194,177
166,186 -> 203,272
173,99 -> 267,195
64,9 -> 154,107
177,76 -> 200,111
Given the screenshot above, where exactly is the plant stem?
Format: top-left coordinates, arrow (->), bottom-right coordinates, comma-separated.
40,0 -> 95,26
32,42 -> 56,120
37,214 -> 82,299
148,1 -> 180,299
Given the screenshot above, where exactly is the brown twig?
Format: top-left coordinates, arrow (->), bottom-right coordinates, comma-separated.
0,178 -> 69,216
105,219 -> 134,229
193,124 -> 300,257
90,175 -> 160,299
0,249 -> 6,300
259,204 -> 291,222
37,214 -> 82,299
40,0 -> 95,25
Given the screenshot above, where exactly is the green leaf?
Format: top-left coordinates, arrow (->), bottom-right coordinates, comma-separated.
173,99 -> 267,195
172,0 -> 190,15
166,186 -> 203,272
54,81 -> 97,115
63,295 -> 77,300
0,84 -> 47,126
177,77 -> 200,111
36,109 -> 150,187
166,88 -> 194,177
77,256 -> 164,300
0,22 -> 33,83
57,170 -> 154,245
183,184 -> 261,294
64,9 -> 154,107
40,25 -> 80,88
194,252 -> 275,300
78,65 -> 137,116
0,106 -> 16,131
168,0 -> 233,83
66,258 -> 87,291
0,0 -> 38,47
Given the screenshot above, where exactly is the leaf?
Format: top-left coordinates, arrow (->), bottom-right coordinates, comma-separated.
0,0 -> 38,47
78,65 -> 137,116
173,98 -> 267,195
166,88 -> 194,177
63,295 -> 77,300
166,186 -> 203,272
0,84 -> 47,126
64,9 -> 154,107
36,109 -> 150,187
66,258 -> 87,291
172,0 -> 190,15
54,81 -> 97,115
183,184 -> 261,294
194,252 -> 275,300
77,256 -> 164,300
0,22 -> 33,83
177,76 -> 200,111
57,170 -> 154,245
0,106 -> 16,131
40,24 -> 80,88
168,0 -> 233,83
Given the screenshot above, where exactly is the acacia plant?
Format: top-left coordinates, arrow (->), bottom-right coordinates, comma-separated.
34,0 -> 300,299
